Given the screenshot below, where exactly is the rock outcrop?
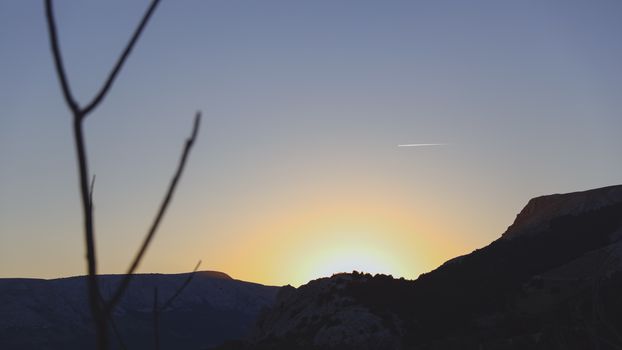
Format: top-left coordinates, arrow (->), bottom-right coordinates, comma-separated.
503,185 -> 622,239
223,184 -> 622,350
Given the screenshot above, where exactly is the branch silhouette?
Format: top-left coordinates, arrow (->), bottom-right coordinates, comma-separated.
153,287 -> 161,350
44,0 -> 78,114
89,175 -> 96,209
44,1 -> 201,348
82,0 -> 161,116
106,113 -> 201,312
98,291 -> 129,350
161,260 -> 202,312
152,260 -> 202,350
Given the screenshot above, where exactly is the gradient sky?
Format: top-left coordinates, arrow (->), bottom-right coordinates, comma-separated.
1,0 -> 621,286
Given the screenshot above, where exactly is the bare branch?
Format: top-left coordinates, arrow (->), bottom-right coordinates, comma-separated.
98,291 -> 128,350
107,313 -> 129,350
89,174 -> 96,209
44,0 -> 79,114
82,0 -> 161,116
45,2 -> 200,348
106,112 -> 202,311
73,120 -> 106,349
161,260 -> 202,311
150,261 -> 200,349
153,287 -> 161,350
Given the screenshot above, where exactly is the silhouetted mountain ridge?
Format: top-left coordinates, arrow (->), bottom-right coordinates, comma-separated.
218,184 -> 622,350
3,185 -> 622,349
0,271 -> 278,349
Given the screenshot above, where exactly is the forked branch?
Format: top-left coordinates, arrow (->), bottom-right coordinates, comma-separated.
44,0 -> 201,349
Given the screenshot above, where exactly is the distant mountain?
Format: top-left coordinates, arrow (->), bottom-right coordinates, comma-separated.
219,185 -> 622,350
0,271 -> 278,349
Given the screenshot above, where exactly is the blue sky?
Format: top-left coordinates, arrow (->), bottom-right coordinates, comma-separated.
1,0 -> 621,285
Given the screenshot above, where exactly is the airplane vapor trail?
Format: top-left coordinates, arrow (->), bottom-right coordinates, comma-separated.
397,143 -> 447,147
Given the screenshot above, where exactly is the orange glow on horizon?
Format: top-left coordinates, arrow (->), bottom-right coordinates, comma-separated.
211,193 -> 470,287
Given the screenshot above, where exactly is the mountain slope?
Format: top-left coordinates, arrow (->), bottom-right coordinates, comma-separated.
0,271 -> 279,349
225,184 -> 622,350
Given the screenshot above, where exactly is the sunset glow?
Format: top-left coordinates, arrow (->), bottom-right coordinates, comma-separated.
194,190 -> 474,286
1,1 -> 622,290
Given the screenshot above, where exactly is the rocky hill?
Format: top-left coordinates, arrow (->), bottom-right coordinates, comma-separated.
219,185 -> 622,350
0,271 -> 278,349
3,185 -> 621,349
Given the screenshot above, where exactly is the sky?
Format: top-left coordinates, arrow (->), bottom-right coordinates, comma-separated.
1,0 -> 621,287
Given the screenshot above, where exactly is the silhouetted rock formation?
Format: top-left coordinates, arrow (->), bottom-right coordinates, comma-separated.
4,185 -> 622,349
220,184 -> 622,350
503,185 -> 622,239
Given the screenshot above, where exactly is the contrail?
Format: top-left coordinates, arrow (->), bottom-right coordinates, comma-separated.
397,143 -> 447,147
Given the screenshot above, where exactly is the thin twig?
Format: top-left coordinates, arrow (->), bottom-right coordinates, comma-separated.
82,0 -> 161,116
153,287 -> 161,350
106,112 -> 202,312
98,291 -> 128,350
44,0 -> 79,114
89,175 -> 96,209
151,261 -> 201,349
108,314 -> 129,350
161,260 -> 202,311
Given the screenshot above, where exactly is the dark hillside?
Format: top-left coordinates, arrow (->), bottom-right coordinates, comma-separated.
223,185 -> 622,349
